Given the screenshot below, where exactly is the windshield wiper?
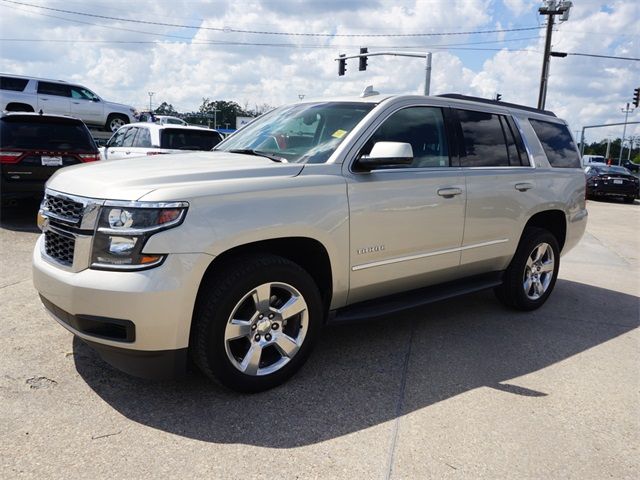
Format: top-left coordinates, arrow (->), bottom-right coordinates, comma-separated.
227,149 -> 287,163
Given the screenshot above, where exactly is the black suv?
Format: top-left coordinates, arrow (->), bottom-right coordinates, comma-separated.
0,113 -> 99,201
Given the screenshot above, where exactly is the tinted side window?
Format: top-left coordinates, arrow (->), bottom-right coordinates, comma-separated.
160,129 -> 223,150
456,109 -> 509,167
359,107 -> 450,168
37,81 -> 71,97
108,128 -> 126,147
0,76 -> 29,92
529,119 -> 580,168
133,128 -> 152,147
121,127 -> 138,147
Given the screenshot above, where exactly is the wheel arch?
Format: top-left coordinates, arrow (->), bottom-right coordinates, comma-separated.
522,209 -> 567,252
5,102 -> 35,112
196,237 -> 334,313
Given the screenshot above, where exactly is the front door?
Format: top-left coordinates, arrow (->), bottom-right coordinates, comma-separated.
345,105 -> 466,304
69,86 -> 103,125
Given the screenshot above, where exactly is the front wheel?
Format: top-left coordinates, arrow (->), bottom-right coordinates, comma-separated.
191,254 -> 323,392
495,227 -> 560,311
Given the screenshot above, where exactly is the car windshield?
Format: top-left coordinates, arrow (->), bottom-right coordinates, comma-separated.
215,102 -> 376,163
595,166 -> 631,175
0,117 -> 95,152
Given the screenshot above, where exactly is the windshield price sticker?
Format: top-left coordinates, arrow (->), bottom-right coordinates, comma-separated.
41,156 -> 63,166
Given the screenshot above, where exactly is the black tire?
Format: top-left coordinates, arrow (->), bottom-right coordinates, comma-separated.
623,196 -> 635,204
191,254 -> 323,393
105,114 -> 128,132
494,227 -> 560,311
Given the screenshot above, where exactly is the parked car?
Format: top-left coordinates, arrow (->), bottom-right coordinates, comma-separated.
582,154 -> 606,167
622,159 -> 639,173
100,123 -> 224,160
0,74 -> 136,132
33,93 -> 587,392
0,112 -> 99,201
585,164 -> 639,202
137,112 -> 188,126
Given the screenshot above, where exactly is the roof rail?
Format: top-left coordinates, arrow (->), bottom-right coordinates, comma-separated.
436,93 -> 557,117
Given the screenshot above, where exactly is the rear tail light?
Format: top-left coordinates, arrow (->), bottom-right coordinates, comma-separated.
0,151 -> 23,164
78,153 -> 100,162
146,151 -> 167,156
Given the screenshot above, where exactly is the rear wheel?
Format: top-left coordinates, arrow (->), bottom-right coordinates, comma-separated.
191,254 -> 322,393
105,114 -> 128,132
623,196 -> 635,204
5,103 -> 34,112
495,227 -> 560,311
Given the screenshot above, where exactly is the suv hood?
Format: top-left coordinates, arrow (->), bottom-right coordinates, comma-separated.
46,151 -> 305,201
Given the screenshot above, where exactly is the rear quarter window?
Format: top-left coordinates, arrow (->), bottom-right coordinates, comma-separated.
529,119 -> 580,168
160,129 -> 223,150
0,76 -> 29,92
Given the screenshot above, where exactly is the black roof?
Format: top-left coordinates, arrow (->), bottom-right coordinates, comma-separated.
437,94 -> 557,117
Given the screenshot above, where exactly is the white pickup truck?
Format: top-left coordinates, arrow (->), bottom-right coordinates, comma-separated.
0,74 -> 136,132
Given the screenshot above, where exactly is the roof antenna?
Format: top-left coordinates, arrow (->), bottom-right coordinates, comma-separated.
360,85 -> 379,98
38,109 -> 43,115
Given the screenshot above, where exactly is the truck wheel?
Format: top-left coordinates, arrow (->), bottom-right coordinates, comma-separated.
105,114 -> 128,132
192,254 -> 323,393
623,196 -> 635,204
5,103 -> 34,112
494,227 -> 560,311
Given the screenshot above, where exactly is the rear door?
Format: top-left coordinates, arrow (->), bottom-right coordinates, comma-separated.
345,104 -> 466,304
69,86 -> 103,124
452,108 -> 537,275
127,126 -> 153,158
36,81 -> 71,116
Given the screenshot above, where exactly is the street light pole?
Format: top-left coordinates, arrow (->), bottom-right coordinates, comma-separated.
148,91 -> 155,111
619,103 -> 634,165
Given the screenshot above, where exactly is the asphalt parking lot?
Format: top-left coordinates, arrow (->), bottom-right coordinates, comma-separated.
1,198 -> 638,479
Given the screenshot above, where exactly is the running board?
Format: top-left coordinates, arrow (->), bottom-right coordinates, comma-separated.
328,271 -> 504,324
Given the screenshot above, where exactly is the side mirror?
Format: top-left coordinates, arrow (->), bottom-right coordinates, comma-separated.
355,142 -> 413,171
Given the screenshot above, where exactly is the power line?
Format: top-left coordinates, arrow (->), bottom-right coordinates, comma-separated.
0,0 -> 544,38
0,38 -> 539,53
567,52 -> 640,61
0,3 -> 543,49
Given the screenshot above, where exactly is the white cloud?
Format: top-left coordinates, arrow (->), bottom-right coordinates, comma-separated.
0,0 -> 637,140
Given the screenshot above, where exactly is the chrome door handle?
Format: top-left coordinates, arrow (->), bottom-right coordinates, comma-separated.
437,187 -> 463,198
72,101 -> 80,104
40,98 -> 48,101
515,182 -> 534,192
125,151 -> 131,154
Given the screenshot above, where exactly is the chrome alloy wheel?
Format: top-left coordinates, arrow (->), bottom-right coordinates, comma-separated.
109,117 -> 126,132
523,242 -> 555,300
224,282 -> 308,376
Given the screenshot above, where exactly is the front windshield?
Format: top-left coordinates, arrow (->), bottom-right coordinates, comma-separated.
216,102 -> 375,163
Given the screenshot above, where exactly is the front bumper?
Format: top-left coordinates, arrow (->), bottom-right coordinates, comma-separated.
33,236 -> 213,377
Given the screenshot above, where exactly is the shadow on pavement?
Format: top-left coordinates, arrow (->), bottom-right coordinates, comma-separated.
0,199 -> 42,233
73,279 -> 638,448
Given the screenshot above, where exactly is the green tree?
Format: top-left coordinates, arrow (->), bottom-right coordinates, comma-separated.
197,98 -> 251,129
154,102 -> 178,116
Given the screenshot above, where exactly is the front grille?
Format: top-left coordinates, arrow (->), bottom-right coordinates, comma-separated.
45,194 -> 84,222
45,230 -> 75,266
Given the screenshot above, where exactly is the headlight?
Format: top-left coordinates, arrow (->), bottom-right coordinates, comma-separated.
91,201 -> 188,271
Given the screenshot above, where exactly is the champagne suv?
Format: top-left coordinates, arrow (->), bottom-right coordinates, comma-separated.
33,93 -> 587,392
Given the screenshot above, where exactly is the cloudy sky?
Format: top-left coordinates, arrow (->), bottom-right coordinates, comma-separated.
0,0 -> 638,141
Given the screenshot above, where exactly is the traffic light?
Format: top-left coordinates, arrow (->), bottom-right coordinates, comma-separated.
338,54 -> 346,76
633,87 -> 640,108
359,47 -> 368,71
496,93 -> 502,101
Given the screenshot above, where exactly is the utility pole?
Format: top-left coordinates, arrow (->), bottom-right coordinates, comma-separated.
605,136 -> 612,161
619,103 -> 634,165
213,108 -> 220,130
148,91 -> 155,111
537,1 -> 572,110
